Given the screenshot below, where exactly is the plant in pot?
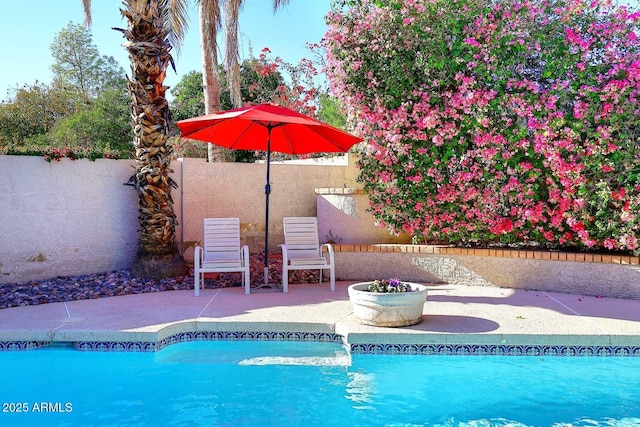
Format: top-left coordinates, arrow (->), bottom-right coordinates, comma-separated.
348,279 -> 428,327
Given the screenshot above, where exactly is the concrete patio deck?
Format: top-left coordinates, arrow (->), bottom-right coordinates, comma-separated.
0,281 -> 639,354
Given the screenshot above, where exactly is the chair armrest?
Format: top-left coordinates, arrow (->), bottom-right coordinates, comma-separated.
279,244 -> 289,265
194,246 -> 203,269
241,245 -> 249,263
321,243 -> 334,264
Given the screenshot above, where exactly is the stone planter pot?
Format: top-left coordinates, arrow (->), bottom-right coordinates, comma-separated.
348,282 -> 428,327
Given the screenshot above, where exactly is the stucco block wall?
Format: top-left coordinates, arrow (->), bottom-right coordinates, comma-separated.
315,188 -> 411,245
178,157 -> 360,260
0,155 -> 365,283
335,252 -> 442,283
0,156 -> 139,283
333,246 -> 640,300
437,255 -> 640,299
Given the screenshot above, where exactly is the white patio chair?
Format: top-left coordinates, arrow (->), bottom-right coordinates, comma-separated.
280,217 -> 335,293
194,218 -> 250,296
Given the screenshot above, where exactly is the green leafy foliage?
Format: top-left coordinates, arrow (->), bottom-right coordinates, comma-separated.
0,23 -> 129,161
170,70 -> 206,122
170,50 -> 348,162
317,93 -> 347,130
50,22 -> 124,98
48,82 -> 132,156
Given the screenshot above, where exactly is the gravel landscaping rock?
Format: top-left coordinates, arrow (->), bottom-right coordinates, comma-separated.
0,254 -> 321,309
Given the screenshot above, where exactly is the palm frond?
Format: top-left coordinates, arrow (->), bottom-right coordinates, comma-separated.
202,0 -> 222,31
272,0 -> 291,13
164,0 -> 190,55
199,0 -> 222,61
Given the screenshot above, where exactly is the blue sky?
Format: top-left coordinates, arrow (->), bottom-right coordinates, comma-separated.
0,0 -> 331,101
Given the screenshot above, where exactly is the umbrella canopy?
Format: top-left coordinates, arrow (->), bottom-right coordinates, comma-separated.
176,103 -> 363,286
177,103 -> 361,153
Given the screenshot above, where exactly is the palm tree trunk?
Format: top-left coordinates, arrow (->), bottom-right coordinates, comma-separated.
199,0 -> 225,162
120,0 -> 186,278
225,0 -> 242,109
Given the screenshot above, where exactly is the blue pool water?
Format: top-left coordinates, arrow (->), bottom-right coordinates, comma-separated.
1,341 -> 640,426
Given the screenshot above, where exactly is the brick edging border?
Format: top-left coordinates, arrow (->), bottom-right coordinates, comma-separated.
332,244 -> 640,266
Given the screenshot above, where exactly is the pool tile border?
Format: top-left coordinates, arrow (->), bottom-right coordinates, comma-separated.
74,331 -> 345,352
349,343 -> 640,357
0,341 -> 50,351
2,337 -> 640,356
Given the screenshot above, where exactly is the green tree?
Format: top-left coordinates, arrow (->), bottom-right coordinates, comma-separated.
48,79 -> 132,156
1,22 -> 131,159
50,22 -> 125,98
170,70 -> 206,122
0,82 -> 78,143
171,47 -> 346,161
47,23 -> 131,157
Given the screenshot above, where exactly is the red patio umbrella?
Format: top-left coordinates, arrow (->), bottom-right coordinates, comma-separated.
176,103 -> 363,285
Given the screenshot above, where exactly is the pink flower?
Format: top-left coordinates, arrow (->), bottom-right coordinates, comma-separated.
491,218 -> 513,234
611,188 -> 626,201
573,101 -> 588,119
464,37 -> 482,48
571,221 -> 586,232
407,173 -> 423,184
621,235 -> 638,250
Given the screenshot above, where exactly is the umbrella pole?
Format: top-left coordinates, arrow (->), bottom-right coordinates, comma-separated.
264,127 -> 272,284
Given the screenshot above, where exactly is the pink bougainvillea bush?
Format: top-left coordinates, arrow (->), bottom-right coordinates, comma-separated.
324,0 -> 640,254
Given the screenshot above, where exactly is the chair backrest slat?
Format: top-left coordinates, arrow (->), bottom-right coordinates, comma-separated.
283,217 -> 321,259
203,218 -> 241,262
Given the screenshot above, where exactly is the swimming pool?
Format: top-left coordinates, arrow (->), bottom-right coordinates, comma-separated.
1,341 -> 639,426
